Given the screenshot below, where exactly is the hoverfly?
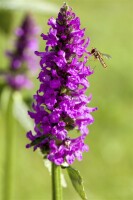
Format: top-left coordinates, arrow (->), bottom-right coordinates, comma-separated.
90,48 -> 111,68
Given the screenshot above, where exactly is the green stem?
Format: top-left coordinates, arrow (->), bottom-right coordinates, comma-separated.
3,91 -> 15,200
52,163 -> 62,200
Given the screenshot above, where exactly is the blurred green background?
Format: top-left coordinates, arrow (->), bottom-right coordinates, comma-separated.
0,0 -> 133,199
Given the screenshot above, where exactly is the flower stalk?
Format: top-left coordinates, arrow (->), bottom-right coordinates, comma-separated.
52,163 -> 62,200
2,14 -> 39,200
3,91 -> 15,200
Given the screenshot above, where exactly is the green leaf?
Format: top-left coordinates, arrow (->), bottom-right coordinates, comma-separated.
61,172 -> 67,188
0,0 -> 58,13
67,166 -> 87,200
43,159 -> 51,174
12,92 -> 33,131
29,134 -> 50,147
0,87 -> 11,113
0,10 -> 14,34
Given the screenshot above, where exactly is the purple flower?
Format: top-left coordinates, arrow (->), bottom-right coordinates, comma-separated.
26,3 -> 97,165
6,14 -> 39,90
6,74 -> 33,90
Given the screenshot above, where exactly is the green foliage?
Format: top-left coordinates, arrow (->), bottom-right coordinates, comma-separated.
0,88 -> 33,130
13,92 -> 33,131
0,0 -> 58,13
67,166 -> 87,200
0,10 -> 14,34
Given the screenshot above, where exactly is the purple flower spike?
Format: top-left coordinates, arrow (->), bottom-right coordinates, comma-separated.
26,3 -> 97,165
6,14 -> 39,90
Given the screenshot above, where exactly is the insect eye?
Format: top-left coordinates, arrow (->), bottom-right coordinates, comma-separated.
91,49 -> 95,54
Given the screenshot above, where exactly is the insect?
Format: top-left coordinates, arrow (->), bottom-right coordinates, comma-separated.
90,48 -> 111,68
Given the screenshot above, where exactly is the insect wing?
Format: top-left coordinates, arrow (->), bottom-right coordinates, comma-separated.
101,53 -> 112,59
